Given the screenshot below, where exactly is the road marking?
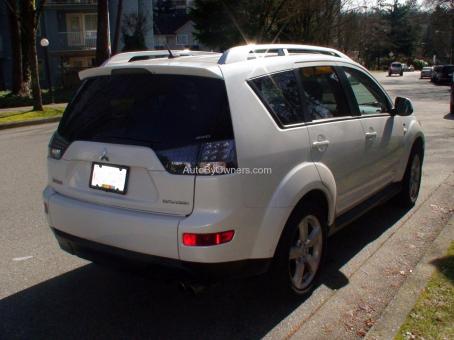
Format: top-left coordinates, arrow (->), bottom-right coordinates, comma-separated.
12,256 -> 33,262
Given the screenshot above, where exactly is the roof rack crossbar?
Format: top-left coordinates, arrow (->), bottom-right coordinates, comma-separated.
218,44 -> 351,64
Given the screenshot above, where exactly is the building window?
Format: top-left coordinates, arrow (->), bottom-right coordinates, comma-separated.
65,13 -> 97,47
176,33 -> 188,46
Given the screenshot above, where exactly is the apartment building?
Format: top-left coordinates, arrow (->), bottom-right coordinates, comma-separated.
40,0 -> 154,87
0,0 -> 206,90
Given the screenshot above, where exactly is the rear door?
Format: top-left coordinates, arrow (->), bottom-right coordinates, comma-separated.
51,72 -> 233,216
299,65 -> 369,214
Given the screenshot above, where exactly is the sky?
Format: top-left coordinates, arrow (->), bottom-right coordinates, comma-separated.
345,0 -> 427,11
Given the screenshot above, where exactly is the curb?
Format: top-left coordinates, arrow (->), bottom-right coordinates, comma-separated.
0,116 -> 61,130
365,214 -> 454,340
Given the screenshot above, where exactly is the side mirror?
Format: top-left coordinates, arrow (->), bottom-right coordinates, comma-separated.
392,97 -> 413,116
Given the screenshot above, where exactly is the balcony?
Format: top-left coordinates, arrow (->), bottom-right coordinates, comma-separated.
46,0 -> 97,4
54,31 -> 97,51
44,0 -> 97,9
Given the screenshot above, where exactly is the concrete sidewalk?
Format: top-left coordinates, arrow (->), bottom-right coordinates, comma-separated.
365,214 -> 454,339
267,171 -> 454,339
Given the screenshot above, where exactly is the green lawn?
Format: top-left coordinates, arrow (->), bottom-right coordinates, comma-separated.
395,242 -> 454,340
0,107 -> 65,124
0,88 -> 76,109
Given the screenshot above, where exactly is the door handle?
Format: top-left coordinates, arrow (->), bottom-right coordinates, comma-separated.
312,140 -> 330,151
365,131 -> 377,139
312,140 -> 330,147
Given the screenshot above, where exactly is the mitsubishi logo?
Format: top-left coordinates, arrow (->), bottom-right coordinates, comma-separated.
99,148 -> 109,162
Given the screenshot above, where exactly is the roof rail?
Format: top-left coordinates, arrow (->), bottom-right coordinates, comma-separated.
102,50 -> 218,66
218,44 -> 352,64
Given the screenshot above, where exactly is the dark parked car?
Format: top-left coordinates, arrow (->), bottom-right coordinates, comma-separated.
431,65 -> 454,84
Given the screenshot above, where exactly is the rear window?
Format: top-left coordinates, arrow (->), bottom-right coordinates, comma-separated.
442,66 -> 454,72
391,63 -> 401,67
58,73 -> 233,149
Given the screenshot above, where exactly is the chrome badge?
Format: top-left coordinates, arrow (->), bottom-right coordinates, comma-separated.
99,148 -> 109,162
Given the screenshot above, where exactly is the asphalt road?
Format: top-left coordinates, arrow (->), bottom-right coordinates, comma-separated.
0,71 -> 453,339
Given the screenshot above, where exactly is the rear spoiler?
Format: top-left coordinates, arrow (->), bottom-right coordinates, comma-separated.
79,64 -> 223,80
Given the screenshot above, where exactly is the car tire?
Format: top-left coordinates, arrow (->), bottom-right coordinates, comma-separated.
396,147 -> 423,208
269,201 -> 327,297
400,72 -> 403,76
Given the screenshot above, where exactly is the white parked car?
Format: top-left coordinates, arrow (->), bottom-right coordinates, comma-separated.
420,66 -> 433,79
43,44 -> 424,296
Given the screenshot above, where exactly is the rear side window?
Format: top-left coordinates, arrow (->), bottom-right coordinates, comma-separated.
298,66 -> 349,120
249,70 -> 304,125
58,73 -> 233,149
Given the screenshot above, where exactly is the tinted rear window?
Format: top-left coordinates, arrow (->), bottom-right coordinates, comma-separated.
442,66 -> 454,72
58,73 -> 233,149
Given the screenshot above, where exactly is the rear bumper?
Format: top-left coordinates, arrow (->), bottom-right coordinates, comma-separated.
52,227 -> 271,281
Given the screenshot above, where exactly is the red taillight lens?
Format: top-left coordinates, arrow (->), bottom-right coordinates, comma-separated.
182,230 -> 235,246
155,139 -> 237,175
48,132 -> 69,160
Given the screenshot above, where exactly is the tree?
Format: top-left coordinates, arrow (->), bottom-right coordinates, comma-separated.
190,0 -> 292,50
384,1 -> 418,58
2,0 -> 28,96
190,0 -> 350,50
423,5 -> 453,63
112,0 -> 123,55
20,0 -> 46,111
425,0 -> 453,63
154,0 -> 175,14
121,13 -> 148,51
96,0 -> 110,66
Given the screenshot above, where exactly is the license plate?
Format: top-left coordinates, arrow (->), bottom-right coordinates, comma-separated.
90,163 -> 129,194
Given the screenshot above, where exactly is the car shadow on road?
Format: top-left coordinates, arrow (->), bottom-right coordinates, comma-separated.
0,203 -> 409,340
443,113 -> 454,120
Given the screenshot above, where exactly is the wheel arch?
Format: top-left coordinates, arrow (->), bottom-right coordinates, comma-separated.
412,135 -> 425,158
271,189 -> 330,259
249,163 -> 336,259
397,121 -> 425,181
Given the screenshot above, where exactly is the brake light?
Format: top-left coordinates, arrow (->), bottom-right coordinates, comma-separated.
156,139 -> 237,175
48,132 -> 69,160
182,230 -> 235,246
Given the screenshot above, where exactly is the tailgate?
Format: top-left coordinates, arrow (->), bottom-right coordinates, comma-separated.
48,141 -> 194,215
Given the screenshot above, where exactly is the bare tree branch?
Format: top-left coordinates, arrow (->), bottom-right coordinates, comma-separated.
1,0 -> 17,19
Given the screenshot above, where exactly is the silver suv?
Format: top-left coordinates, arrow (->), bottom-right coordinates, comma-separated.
43,44 -> 424,296
388,62 -> 403,76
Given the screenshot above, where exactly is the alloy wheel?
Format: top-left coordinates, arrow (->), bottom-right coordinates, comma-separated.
288,215 -> 323,291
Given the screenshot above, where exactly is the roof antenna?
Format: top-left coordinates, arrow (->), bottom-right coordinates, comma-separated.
167,45 -> 176,59
153,21 -> 176,59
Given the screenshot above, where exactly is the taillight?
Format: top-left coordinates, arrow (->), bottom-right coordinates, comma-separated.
182,230 -> 235,246
156,139 -> 237,175
48,132 -> 69,160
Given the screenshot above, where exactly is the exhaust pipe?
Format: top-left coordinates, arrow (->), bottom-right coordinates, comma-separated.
178,281 -> 207,295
